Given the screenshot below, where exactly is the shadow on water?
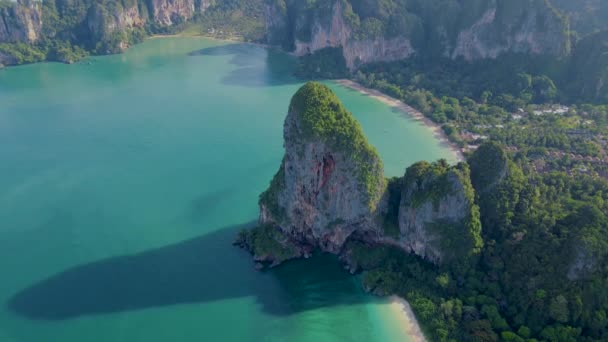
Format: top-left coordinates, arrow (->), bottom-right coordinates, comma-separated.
187,188 -> 234,223
188,44 -> 300,87
7,222 -> 377,321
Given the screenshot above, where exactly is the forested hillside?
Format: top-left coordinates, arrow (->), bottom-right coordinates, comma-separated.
240,83 -> 608,341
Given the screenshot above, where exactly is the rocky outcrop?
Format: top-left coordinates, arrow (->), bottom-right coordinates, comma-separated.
149,0 -> 193,26
567,30 -> 608,103
469,142 -> 528,241
392,161 -> 482,264
0,0 -> 42,43
267,0 -> 570,68
343,38 -> 414,69
450,4 -> 570,60
282,1 -> 414,69
0,0 -> 575,69
86,2 -> 145,53
563,205 -> 608,281
0,50 -> 16,66
1,0 -> 214,48
242,83 -> 482,267
258,82 -> 386,255
147,0 -> 212,26
263,0 -> 288,46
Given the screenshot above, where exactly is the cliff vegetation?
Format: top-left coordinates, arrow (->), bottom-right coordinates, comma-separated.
288,82 -> 384,208
240,82 -> 608,341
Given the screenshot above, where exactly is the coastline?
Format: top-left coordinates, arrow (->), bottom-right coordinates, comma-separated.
147,33 -> 272,49
387,296 -> 427,342
334,79 -> 465,162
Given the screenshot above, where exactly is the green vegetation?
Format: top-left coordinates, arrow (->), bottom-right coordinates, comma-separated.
354,52 -> 608,164
0,39 -> 88,64
289,82 -> 385,209
295,47 -> 349,79
276,0 -> 571,70
349,143 -> 608,341
380,177 -> 401,238
187,0 -> 267,42
259,160 -> 287,222
550,0 -> 608,36
0,0 -> 14,9
566,30 -> 608,103
0,43 -> 46,64
402,160 -> 456,209
0,0 -> 268,66
236,224 -> 300,263
401,160 -> 483,262
468,142 -> 508,193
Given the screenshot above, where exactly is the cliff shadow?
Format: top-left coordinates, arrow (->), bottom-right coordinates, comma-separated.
188,44 -> 300,87
7,223 -> 377,320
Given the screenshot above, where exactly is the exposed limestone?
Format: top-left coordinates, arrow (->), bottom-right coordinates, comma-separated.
451,5 -> 569,60
1,0 -> 213,49
149,0 -> 194,26
289,1 -> 413,69
242,83 -> 482,268
86,2 -> 145,53
259,82 -> 386,255
393,161 -> 482,264
263,0 -> 288,46
0,0 -> 42,43
267,0 -> 570,68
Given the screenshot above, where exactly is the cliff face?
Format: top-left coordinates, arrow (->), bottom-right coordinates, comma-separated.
450,3 -> 570,60
567,30 -> 608,103
259,82 -> 386,254
148,0 -> 209,26
267,0 -> 570,68
0,0 -> 42,43
0,0 -> 575,69
263,0 -> 288,46
272,0 -> 414,69
469,142 -> 528,241
549,0 -> 608,36
393,161 -> 482,264
0,0 -> 213,47
86,2 -> 146,53
242,83 -> 482,267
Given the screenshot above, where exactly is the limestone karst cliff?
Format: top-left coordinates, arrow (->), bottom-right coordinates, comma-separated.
282,0 -> 413,69
238,82 -> 482,267
85,1 -> 146,53
258,82 -> 386,254
0,0 -> 213,59
0,0 -> 41,43
148,0 -> 212,26
394,161 -> 482,264
265,0 -> 571,69
0,0 -> 581,70
567,30 -> 608,103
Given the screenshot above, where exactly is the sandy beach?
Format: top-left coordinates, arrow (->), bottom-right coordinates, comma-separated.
335,79 -> 465,162
388,296 -> 428,342
148,33 -> 272,48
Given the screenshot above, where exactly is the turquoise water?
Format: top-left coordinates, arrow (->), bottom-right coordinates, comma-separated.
0,37 -> 454,341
